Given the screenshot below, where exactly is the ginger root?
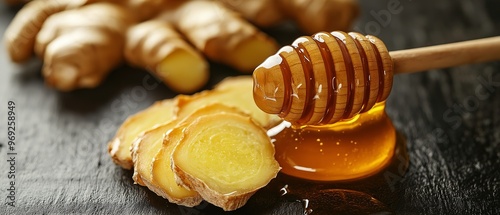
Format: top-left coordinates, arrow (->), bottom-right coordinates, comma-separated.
217,0 -> 359,34
4,0 -> 91,62
125,19 -> 209,93
278,0 -> 359,34
171,112 -> 280,211
5,0 -> 357,91
216,0 -> 286,28
158,0 -> 279,73
35,2 -> 135,90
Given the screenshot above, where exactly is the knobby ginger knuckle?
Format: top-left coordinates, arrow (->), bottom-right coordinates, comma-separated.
34,2 -> 135,91
171,112 -> 280,211
4,0 -> 89,62
42,28 -> 122,90
108,99 -> 176,170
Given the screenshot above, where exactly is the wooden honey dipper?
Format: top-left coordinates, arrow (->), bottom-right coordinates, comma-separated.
253,31 -> 500,125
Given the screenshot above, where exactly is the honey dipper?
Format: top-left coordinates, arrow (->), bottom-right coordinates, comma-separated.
253,31 -> 500,125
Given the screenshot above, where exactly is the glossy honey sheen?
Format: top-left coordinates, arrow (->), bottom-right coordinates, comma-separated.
270,102 -> 395,181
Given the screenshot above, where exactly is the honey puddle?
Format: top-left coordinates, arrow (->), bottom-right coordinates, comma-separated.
261,102 -> 409,214
272,131 -> 408,215
270,102 -> 397,181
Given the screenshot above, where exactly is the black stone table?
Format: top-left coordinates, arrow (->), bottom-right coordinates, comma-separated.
1,0 -> 499,214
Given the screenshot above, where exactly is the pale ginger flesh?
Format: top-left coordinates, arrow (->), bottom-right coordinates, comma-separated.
171,112 -> 280,211
147,104 -> 245,206
108,77 -> 282,210
131,121 -> 202,207
108,99 -> 176,169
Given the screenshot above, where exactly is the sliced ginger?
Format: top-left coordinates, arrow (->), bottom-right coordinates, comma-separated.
130,123 -> 172,186
108,99 -> 176,169
177,76 -> 282,129
171,112 -> 280,211
109,76 -> 282,210
131,121 -> 202,207
142,104 -> 245,206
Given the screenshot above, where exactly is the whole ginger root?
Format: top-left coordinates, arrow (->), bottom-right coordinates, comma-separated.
35,2 -> 134,90
3,0 -> 358,92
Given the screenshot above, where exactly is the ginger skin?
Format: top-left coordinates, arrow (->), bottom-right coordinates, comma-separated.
279,0 -> 359,34
157,0 -> 279,73
4,0 -> 92,62
35,2 -> 135,90
217,0 -> 359,34
4,0 -> 357,91
125,19 -> 209,93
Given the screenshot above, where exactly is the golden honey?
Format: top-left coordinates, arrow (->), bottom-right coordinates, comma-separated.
269,102 -> 395,181
253,31 -> 396,181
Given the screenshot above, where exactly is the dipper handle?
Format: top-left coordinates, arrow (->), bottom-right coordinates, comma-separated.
391,36 -> 500,74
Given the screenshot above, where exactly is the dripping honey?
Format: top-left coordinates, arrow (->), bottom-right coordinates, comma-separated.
271,102 -> 396,181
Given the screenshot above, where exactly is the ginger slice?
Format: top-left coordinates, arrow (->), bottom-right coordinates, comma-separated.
108,99 -> 176,169
171,113 -> 280,211
131,123 -> 173,186
176,76 -> 282,129
149,104 -> 245,206
131,121 -> 202,207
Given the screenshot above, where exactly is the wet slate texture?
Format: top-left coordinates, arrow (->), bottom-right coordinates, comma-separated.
0,0 -> 499,214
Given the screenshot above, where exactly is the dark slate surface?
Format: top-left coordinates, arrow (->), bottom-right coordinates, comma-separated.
0,0 -> 499,214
